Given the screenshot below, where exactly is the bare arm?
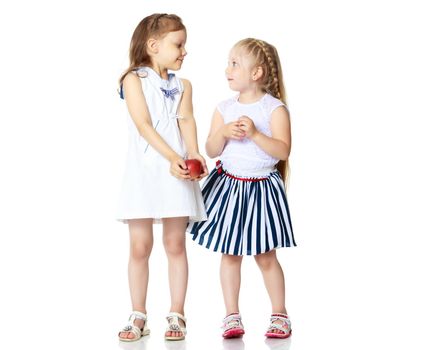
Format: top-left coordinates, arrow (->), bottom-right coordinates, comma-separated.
177,79 -> 200,155
177,78 -> 208,178
239,106 -> 291,160
123,72 -> 190,179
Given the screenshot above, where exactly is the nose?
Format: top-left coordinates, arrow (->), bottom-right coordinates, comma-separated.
182,47 -> 187,56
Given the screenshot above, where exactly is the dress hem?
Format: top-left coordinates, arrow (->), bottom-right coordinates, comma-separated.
117,213 -> 207,224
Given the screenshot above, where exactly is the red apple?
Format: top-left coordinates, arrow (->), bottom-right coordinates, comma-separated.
185,159 -> 202,178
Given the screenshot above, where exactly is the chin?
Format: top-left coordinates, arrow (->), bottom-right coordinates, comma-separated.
228,84 -> 239,92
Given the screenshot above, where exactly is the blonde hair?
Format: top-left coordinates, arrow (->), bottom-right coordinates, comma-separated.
234,38 -> 290,186
119,14 -> 185,85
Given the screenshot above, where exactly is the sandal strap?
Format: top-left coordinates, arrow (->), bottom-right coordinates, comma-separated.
267,322 -> 289,333
222,313 -> 243,331
130,311 -> 147,321
166,312 -> 187,334
267,313 -> 291,333
270,313 -> 289,321
167,312 -> 187,323
120,324 -> 142,338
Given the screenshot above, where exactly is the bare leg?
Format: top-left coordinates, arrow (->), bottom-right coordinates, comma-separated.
220,254 -> 244,316
254,250 -> 287,334
119,218 -> 153,340
162,217 -> 189,338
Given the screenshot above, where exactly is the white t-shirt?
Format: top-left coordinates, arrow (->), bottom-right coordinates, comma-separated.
217,93 -> 287,175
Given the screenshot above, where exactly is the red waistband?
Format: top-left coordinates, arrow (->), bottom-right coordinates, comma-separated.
215,160 -> 268,182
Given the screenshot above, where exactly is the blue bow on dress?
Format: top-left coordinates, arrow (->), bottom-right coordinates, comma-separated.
160,87 -> 179,101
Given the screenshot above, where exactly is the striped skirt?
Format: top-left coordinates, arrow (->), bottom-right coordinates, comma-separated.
188,161 -> 296,256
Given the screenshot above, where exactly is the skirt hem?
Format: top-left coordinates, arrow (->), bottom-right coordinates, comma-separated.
190,236 -> 295,256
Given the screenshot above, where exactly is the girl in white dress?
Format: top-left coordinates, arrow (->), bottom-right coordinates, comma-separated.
116,13 -> 207,342
188,38 -> 296,339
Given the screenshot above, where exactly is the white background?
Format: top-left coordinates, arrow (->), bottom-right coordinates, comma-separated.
0,0 -> 437,349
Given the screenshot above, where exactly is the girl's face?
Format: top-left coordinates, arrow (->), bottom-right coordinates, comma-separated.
225,47 -> 255,92
155,29 -> 187,71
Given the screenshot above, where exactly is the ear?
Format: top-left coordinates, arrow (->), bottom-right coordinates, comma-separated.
252,66 -> 263,81
147,38 -> 159,54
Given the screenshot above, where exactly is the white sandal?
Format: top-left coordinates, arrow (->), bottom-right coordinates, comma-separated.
222,313 -> 245,338
265,313 -> 292,339
165,312 -> 187,341
118,311 -> 150,342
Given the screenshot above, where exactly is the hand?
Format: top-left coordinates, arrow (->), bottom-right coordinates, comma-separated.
169,156 -> 191,180
187,152 -> 209,181
238,116 -> 258,139
222,121 -> 246,140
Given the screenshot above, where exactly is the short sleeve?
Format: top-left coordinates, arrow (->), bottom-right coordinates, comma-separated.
217,97 -> 235,116
268,97 -> 286,115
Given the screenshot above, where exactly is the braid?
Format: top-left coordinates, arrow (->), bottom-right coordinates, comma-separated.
255,40 -> 281,100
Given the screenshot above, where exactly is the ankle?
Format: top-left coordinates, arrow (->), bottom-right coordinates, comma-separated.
272,308 -> 287,315
225,309 -> 240,316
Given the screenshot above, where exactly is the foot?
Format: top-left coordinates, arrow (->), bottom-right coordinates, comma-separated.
222,313 -> 245,338
165,312 -> 187,341
265,313 -> 291,339
118,311 -> 150,342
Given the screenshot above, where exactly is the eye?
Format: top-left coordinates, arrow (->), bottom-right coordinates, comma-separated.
232,61 -> 237,67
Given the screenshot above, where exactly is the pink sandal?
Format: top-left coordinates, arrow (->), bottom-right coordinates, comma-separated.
222,313 -> 245,338
265,313 -> 292,339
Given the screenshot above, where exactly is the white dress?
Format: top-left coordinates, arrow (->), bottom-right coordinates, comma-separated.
116,67 -> 207,224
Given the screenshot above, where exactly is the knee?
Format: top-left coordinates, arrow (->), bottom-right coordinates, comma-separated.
222,254 -> 243,267
163,236 -> 185,256
130,242 -> 152,261
254,252 -> 277,270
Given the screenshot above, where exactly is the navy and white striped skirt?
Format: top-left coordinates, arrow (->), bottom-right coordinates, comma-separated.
188,161 -> 296,256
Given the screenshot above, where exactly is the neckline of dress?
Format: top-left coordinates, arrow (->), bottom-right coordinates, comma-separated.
137,66 -> 175,86
234,93 -> 268,106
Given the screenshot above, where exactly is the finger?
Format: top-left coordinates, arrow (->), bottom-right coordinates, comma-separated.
179,173 -> 192,180
177,164 -> 190,174
172,165 -> 189,177
178,160 -> 188,170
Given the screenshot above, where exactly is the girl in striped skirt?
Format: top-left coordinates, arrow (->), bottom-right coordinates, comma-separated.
188,38 -> 296,339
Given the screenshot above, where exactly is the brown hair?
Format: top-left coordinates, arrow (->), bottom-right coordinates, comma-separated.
119,14 -> 186,85
234,38 -> 290,186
